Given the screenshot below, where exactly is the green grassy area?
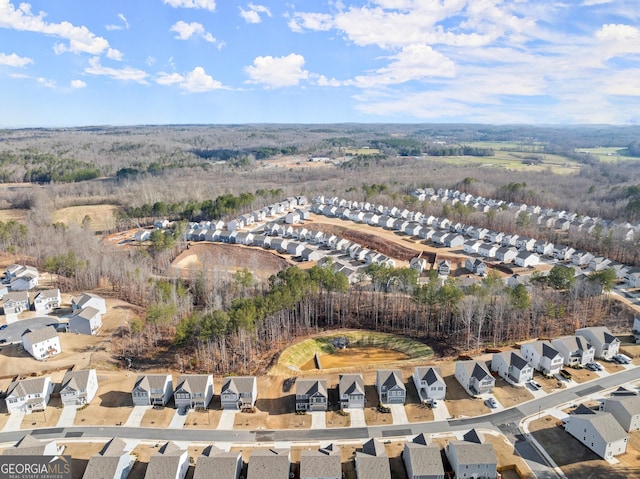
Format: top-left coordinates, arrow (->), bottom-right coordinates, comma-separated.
575,147 -> 639,163
463,141 -> 546,151
270,330 -> 434,376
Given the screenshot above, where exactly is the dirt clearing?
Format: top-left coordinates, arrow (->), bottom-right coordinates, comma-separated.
53,204 -> 119,232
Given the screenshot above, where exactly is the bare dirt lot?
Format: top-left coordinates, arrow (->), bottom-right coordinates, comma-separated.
530,415 -> 640,479
170,242 -> 292,283
492,378 -> 534,408
74,371 -> 138,427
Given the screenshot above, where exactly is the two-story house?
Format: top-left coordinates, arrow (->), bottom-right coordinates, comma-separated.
68,306 -> 103,335
145,442 -> 189,479
295,379 -> 328,412
5,376 -> 54,414
22,326 -> 61,360
376,370 -> 406,405
576,326 -> 620,360
132,374 -> 173,406
412,366 -> 446,402
32,288 -> 62,312
520,341 -> 564,376
402,434 -> 445,479
174,374 -> 214,411
82,437 -> 136,479
491,351 -> 533,386
2,290 -> 30,315
71,292 -> 107,314
247,449 -> 290,479
193,446 -> 243,479
338,374 -> 365,409
564,406 -> 628,459
300,445 -> 341,479
220,376 -> 258,410
60,369 -> 99,406
445,429 -> 498,479
551,336 -> 595,367
602,395 -> 640,432
455,361 -> 495,396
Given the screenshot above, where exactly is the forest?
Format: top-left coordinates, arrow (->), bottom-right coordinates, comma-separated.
0,123 -> 638,374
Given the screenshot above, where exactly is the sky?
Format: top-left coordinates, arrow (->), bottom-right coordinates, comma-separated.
0,0 -> 639,127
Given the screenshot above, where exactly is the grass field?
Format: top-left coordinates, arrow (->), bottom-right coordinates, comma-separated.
576,146 -> 639,163
270,330 -> 434,376
0,208 -> 29,222
53,204 -> 119,232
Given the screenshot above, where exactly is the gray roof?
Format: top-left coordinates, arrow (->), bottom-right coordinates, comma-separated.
339,374 -> 364,396
448,441 -> 497,466
355,452 -> 391,479
463,428 -> 484,444
72,292 -> 103,308
415,367 -> 443,386
403,442 -> 445,476
576,326 -> 618,345
71,306 -> 101,321
61,369 -> 95,393
496,351 -> 529,370
376,370 -> 405,392
606,395 -> 640,416
175,374 -> 212,395
134,374 -> 171,392
300,448 -> 341,479
572,412 -> 629,443
22,325 -> 58,344
82,438 -> 131,479
221,376 -> 256,395
194,448 -> 242,479
144,442 -> 185,479
7,376 -> 49,398
361,438 -> 387,458
2,435 -> 56,456
469,361 -> 492,381
296,379 -> 327,397
247,449 -> 289,479
35,288 -> 60,300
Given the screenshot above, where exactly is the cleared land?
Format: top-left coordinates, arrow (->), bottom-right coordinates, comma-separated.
52,204 -> 119,232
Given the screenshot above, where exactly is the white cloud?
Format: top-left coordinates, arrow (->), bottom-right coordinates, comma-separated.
106,13 -> 129,31
70,79 -> 86,88
84,56 -> 148,83
288,12 -> 333,33
245,53 -> 309,88
156,67 -> 223,92
240,3 -> 272,24
107,48 -> 123,61
0,1 -> 112,55
0,52 -> 32,67
162,0 -> 216,11
169,21 -> 216,43
37,77 -> 56,88
582,0 -> 613,5
146,56 -> 156,66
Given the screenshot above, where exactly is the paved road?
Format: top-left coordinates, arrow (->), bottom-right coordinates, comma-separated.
0,316 -> 62,344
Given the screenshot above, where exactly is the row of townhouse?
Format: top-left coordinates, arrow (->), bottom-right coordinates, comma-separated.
563,391 -> 640,460
1,431 -> 498,479
132,374 -> 258,411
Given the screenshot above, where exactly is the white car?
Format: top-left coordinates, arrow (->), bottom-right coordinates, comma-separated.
528,380 -> 542,390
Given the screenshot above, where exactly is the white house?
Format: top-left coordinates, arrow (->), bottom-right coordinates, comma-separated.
22,326 -> 61,361
82,437 -> 136,479
285,212 -> 301,224
409,257 -> 428,274
72,292 -> 107,315
551,335 -> 595,367
576,326 -> 620,360
495,246 -> 518,263
455,361 -> 495,396
520,340 -> 564,376
3,291 -> 30,315
463,240 -> 481,255
478,242 -> 499,258
146,442 -> 189,479
445,429 -> 498,479
603,395 -> 640,432
5,376 -> 54,414
68,306 -> 103,335
174,374 -> 214,410
514,251 -> 540,268
33,289 -> 62,312
412,366 -> 446,402
60,369 -> 99,406
564,407 -> 628,459
491,351 -> 533,386
465,258 -> 487,276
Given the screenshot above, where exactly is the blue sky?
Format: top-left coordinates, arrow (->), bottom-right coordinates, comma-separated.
0,0 -> 639,126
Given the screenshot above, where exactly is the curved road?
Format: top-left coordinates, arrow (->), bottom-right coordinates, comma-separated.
1,367 -> 636,478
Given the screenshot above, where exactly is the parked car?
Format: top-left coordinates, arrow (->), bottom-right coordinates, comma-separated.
528,380 -> 542,390
559,369 -> 573,379
485,398 -> 498,409
614,354 -> 631,364
0,324 -> 7,330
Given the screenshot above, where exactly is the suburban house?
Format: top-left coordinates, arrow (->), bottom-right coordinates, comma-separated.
82,437 -> 136,479
376,369 -> 406,405
463,240 -> 481,255
491,351 -> 533,386
554,245 -> 576,261
22,326 -> 61,360
145,442 -> 189,479
2,434 -> 64,456
7,266 -> 39,291
174,374 -> 214,410
455,361 -> 495,396
564,406 -> 628,459
5,376 -> 54,414
572,251 -> 594,267
3,290 -> 30,315
247,449 -> 290,479
338,374 -> 365,409
193,447 -> 243,479
355,439 -> 391,479
445,429 -> 498,479
412,366 -> 446,402
495,246 -> 518,263
300,445 -> 341,479
551,335 -> 595,367
60,369 -> 99,406
220,376 -> 258,410
602,395 -> 640,432
410,257 -> 428,274
72,292 -> 107,315
478,242 -> 499,258
295,379 -> 328,412
131,374 -> 173,406
576,326 -> 620,360
4,264 -> 38,282
520,341 -> 564,376
402,434 -> 445,479
437,260 -> 450,276
465,258 -> 487,276
68,306 -> 103,335
514,251 -> 540,268
32,288 -> 62,312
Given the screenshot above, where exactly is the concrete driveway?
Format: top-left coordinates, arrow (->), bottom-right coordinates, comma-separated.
123,405 -> 149,427
1,411 -> 25,432
389,404 -> 409,424
56,405 -> 79,427
309,411 -> 326,429
344,408 -> 366,427
217,410 -> 238,430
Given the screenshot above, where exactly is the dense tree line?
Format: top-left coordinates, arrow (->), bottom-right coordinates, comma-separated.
424,145 -> 495,156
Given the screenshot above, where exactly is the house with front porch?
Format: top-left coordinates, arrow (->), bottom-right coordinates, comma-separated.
5,376 -> 54,414
3,291 -> 30,315
376,370 -> 406,405
33,289 -> 62,312
220,376 -> 258,410
339,374 -> 365,409
132,374 -> 173,406
295,379 -> 328,412
551,335 -> 595,367
465,258 -> 487,276
576,326 -> 620,360
520,341 -> 564,376
491,351 -> 533,385
174,374 -> 214,410
455,361 -> 495,396
60,369 -> 99,406
413,366 -> 446,402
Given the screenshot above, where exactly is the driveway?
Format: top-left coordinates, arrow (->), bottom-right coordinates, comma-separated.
309,411 -> 326,429
0,316 -> 62,344
168,409 -> 188,429
389,404 -> 409,425
432,401 -> 452,421
217,410 -> 238,430
1,411 -> 24,432
344,408 -> 366,427
123,405 -> 149,427
56,405 -> 79,427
